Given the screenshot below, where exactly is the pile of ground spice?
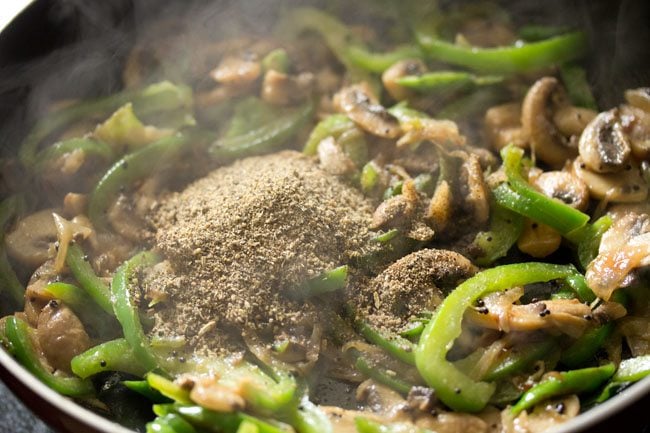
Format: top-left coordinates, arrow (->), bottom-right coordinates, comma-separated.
352,249 -> 477,332
145,150 -> 375,354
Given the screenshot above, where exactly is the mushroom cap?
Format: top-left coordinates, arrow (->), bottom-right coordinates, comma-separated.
578,109 -> 631,173
521,77 -> 574,168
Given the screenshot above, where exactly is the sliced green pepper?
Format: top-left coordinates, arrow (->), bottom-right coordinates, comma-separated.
173,405 -> 293,433
397,71 -> 503,92
347,349 -> 414,396
111,251 -> 163,374
471,201 -> 524,266
19,81 -> 192,167
71,338 -> 148,379
415,262 -> 579,412
65,243 -> 113,314
510,363 -> 615,415
124,379 -> 172,404
613,355 -> 650,382
5,316 -> 94,397
89,134 -> 189,231
301,265 -> 348,297
494,145 -> 590,236
560,323 -> 614,368
355,417 -> 434,433
303,114 -> 355,156
416,30 -> 587,74
209,101 -> 313,161
560,64 -> 598,110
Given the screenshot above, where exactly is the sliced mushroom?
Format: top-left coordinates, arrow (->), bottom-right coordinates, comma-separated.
579,109 -> 631,173
5,209 -> 58,269
363,248 -> 477,333
484,102 -> 527,151
521,77 -> 574,168
572,156 -> 647,202
370,180 -> 419,230
37,300 -> 91,374
620,104 -> 650,159
333,83 -> 401,138
625,87 -> 650,112
552,105 -> 597,137
426,179 -> 453,233
502,395 -> 580,433
381,59 -> 427,101
261,70 -> 314,106
466,287 -> 592,338
460,154 -> 490,225
107,194 -> 151,243
532,170 -> 590,211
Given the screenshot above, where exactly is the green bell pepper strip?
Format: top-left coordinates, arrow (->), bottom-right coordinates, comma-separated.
471,201 -> 524,266
347,349 -> 414,395
147,414 -> 198,433
291,398 -> 332,433
482,339 -> 556,381
360,161 -> 381,193
415,30 -> 588,75
355,319 -> 415,366
301,265 -> 348,297
564,273 -> 596,303
89,134 -> 189,231
397,71 -> 503,92
71,338 -> 148,379
225,98 -> 278,139
495,145 -> 590,236
415,262 -> 580,412
613,355 -> 650,382
518,25 -> 570,42
303,114 -> 355,156
560,64 -> 598,110
147,373 -> 192,404
436,86 -> 505,120
386,102 -> 428,123
560,323 -> 614,368
510,363 -> 615,415
124,379 -> 172,403
65,243 -> 113,314
237,421 -> 259,433
34,138 -> 115,169
570,215 -> 612,270
209,101 -> 314,161
355,417 -> 434,433
590,381 -> 631,406
173,405 -> 294,433
261,49 -> 290,74
111,251 -> 163,374
42,282 -> 116,337
346,45 -> 425,73
19,81 -> 192,168
4,316 -> 94,397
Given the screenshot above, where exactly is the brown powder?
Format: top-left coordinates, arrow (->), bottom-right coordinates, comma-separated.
352,249 -> 478,332
145,150 -> 375,354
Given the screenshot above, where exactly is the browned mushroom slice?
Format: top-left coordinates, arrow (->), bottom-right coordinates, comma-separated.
333,83 -> 401,138
484,102 -> 527,151
586,203 -> 650,300
579,109 -> 631,173
188,376 -> 246,413
5,209 -> 58,269
466,287 -> 592,338
261,70 -> 314,106
381,58 -> 427,101
426,180 -> 453,233
572,156 -> 647,202
625,87 -> 650,112
552,105 -> 597,137
521,77 -> 575,168
532,170 -> 589,211
620,104 -> 650,159
502,395 -> 580,433
370,180 -> 418,230
361,248 -> 477,332
460,154 -> 490,225
37,301 -> 91,374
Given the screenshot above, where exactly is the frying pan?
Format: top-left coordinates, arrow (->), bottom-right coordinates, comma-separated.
0,1 -> 649,432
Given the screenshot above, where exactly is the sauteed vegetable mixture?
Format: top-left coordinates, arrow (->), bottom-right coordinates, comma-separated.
2,2 -> 650,432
